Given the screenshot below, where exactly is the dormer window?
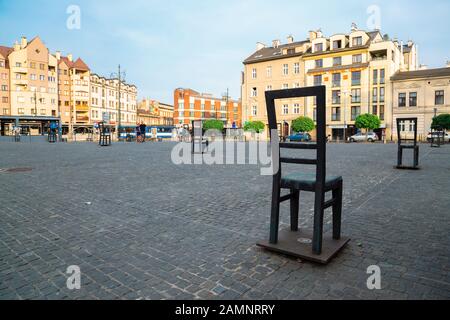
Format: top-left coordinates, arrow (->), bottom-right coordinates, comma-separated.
332,40 -> 342,50
314,43 -> 324,52
287,48 -> 295,55
352,36 -> 363,46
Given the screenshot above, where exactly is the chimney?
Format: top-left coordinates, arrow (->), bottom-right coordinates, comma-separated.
20,36 -> 27,49
287,35 -> 294,44
351,23 -> 358,32
407,40 -> 413,47
256,42 -> 266,51
316,29 -> 323,38
272,39 -> 280,48
309,30 -> 318,41
13,41 -> 20,51
55,51 -> 61,60
67,54 -> 73,62
446,61 -> 450,68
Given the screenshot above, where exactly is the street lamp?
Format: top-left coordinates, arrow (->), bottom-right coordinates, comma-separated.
111,65 -> 126,140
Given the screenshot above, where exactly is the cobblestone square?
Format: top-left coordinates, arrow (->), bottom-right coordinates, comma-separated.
0,140 -> 449,300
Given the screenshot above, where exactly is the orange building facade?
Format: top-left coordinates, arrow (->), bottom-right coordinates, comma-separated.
173,88 -> 242,128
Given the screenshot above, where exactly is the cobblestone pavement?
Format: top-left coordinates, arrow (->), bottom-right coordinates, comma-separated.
0,140 -> 449,300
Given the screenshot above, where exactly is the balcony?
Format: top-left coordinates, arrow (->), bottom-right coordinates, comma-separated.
12,67 -> 28,74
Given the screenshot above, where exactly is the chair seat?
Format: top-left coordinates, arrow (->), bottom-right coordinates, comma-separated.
281,172 -> 342,191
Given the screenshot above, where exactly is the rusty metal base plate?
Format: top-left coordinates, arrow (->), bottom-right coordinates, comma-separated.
257,229 -> 350,265
395,165 -> 420,170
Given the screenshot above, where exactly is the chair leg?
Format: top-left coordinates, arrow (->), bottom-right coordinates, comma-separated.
290,190 -> 299,232
332,181 -> 343,240
269,176 -> 281,244
312,192 -> 324,255
397,146 -> 403,166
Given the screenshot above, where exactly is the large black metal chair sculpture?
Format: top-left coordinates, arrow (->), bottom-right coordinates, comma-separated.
257,86 -> 349,264
99,122 -> 111,147
191,120 -> 208,154
430,125 -> 444,148
396,118 -> 419,170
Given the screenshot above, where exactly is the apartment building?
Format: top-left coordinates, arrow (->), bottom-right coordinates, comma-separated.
391,66 -> 450,140
0,37 -> 59,135
0,46 -> 12,123
242,25 -> 418,140
90,74 -> 137,130
242,36 -> 309,135
174,88 -> 242,128
55,52 -> 91,132
137,99 -> 174,126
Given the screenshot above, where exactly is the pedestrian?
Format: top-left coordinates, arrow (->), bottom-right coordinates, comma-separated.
139,122 -> 147,142
136,123 -> 142,143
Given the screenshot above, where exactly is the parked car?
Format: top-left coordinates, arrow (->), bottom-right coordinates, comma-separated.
287,132 -> 311,142
348,132 -> 379,143
427,131 -> 450,142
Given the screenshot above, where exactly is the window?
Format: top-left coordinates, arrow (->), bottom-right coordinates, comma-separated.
18,108 -> 24,114
314,43 -> 323,52
314,75 -> 322,86
332,90 -> 341,104
332,73 -> 340,87
398,93 -> 406,107
372,88 -> 378,103
293,104 -> 300,114
379,87 -> 385,102
293,82 -> 300,88
352,54 -> 362,64
282,104 -> 289,115
380,69 -> 385,84
15,62 -> 22,67
252,105 -> 257,116
0,60 -> 4,67
380,105 -> 385,120
373,70 -> 378,84
409,92 -> 417,107
1,85 -> 7,91
333,57 -> 342,66
16,73 -> 21,80
40,64 -> 45,70
315,59 -> 323,68
282,84 -> 288,89
372,105 -> 377,115
2,97 -> 8,103
252,68 -> 257,79
435,90 -> 444,105
352,36 -> 363,46
251,87 -> 257,97
351,106 -> 361,120
351,89 -> 361,103
39,75 -> 45,81
351,71 -> 361,86
178,102 -> 184,110
294,63 -> 300,74
332,107 -> 341,121
266,66 -> 272,77
332,40 -> 341,50
266,85 -> 272,91
283,64 -> 288,75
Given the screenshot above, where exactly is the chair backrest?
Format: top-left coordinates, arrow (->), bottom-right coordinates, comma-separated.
265,86 -> 326,192
396,117 -> 418,146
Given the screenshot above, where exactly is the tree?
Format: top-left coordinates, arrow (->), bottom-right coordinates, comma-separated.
244,121 -> 265,133
291,116 -> 315,133
203,119 -> 224,131
355,113 -> 381,138
432,114 -> 450,130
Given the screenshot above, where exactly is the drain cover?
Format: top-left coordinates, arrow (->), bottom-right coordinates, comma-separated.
0,167 -> 33,173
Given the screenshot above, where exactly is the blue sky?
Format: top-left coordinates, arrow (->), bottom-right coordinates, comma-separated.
0,0 -> 449,103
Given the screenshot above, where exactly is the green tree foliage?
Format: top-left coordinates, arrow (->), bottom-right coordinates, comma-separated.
355,113 -> 381,132
432,114 -> 450,130
243,121 -> 265,133
291,117 -> 315,133
203,119 -> 224,131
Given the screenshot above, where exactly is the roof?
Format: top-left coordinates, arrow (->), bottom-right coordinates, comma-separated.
391,67 -> 450,81
367,30 -> 381,41
0,45 -> 13,59
59,56 -> 90,71
243,40 -> 310,64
